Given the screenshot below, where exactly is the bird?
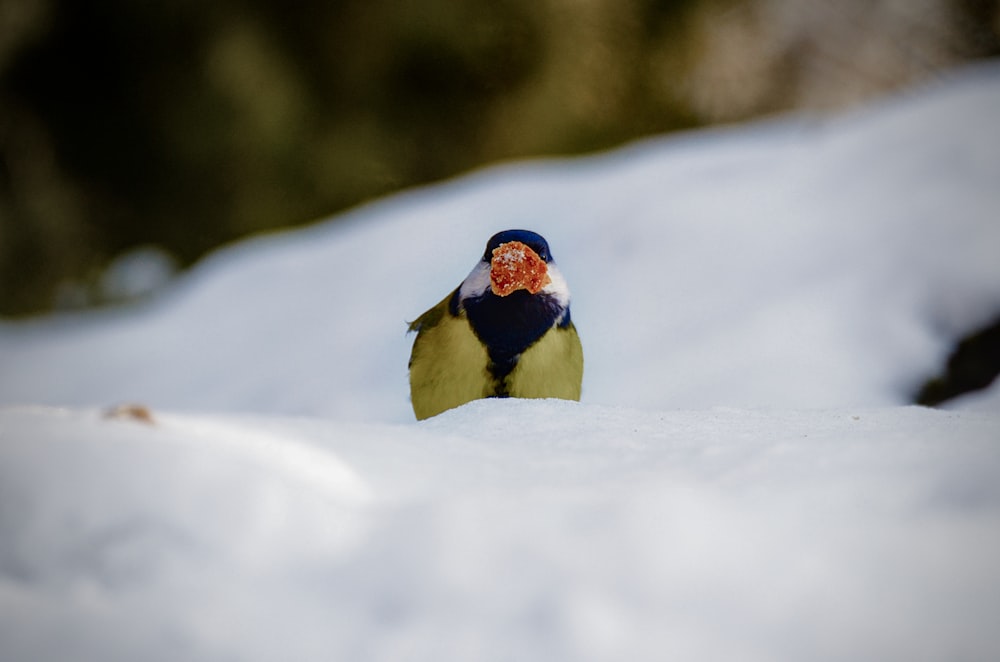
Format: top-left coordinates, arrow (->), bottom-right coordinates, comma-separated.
408,229 -> 583,420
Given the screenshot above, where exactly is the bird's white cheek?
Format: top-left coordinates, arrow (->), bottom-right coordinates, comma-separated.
542,265 -> 571,307
458,262 -> 492,300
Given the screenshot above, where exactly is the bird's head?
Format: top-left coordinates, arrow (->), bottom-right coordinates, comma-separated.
458,230 -> 570,308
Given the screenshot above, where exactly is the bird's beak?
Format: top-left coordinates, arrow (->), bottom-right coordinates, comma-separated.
490,240 -> 552,296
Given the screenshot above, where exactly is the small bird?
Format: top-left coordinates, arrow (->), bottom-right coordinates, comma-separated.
408,229 -> 583,420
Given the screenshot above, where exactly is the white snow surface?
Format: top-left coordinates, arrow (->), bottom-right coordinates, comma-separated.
3,402 -> 1000,662
2,63 -> 1000,661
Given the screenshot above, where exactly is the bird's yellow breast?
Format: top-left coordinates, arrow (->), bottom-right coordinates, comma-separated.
506,321 -> 583,401
408,292 -> 583,420
408,293 -> 492,420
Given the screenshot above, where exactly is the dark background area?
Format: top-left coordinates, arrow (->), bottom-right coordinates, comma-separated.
2,0 -> 999,316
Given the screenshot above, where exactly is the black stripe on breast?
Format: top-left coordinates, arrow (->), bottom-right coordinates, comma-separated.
462,289 -> 566,394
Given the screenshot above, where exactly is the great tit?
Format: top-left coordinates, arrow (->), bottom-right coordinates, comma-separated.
408,229 -> 583,420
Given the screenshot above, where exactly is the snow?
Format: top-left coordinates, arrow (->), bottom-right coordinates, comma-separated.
2,402 -> 999,661
2,62 -> 1000,660
98,245 -> 179,303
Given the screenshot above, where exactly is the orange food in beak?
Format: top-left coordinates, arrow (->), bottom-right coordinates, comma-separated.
490,240 -> 551,296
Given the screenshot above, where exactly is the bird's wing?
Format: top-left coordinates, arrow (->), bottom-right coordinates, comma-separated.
407,289 -> 457,334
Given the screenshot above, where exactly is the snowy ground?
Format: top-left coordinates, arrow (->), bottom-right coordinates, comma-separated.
3,402 -> 999,662
2,62 -> 1000,661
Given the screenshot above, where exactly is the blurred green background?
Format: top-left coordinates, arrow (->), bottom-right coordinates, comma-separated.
2,0 -> 998,316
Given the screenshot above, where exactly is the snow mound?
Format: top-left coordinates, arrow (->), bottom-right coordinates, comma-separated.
1,402 -> 999,661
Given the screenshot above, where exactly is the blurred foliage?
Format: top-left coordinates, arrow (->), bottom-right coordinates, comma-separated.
1,0 -> 998,315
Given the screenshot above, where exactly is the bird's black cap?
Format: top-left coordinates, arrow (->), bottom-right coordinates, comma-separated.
483,230 -> 552,263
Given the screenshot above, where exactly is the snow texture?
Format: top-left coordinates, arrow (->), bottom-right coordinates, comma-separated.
1,62 -> 1000,661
